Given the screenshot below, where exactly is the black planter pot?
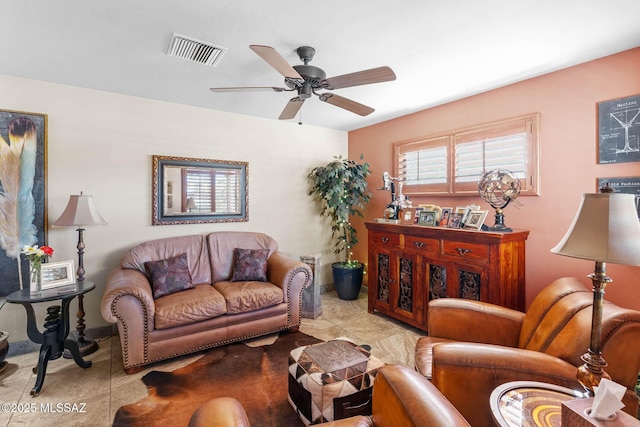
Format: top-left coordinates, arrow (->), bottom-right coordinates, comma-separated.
332,262 -> 364,300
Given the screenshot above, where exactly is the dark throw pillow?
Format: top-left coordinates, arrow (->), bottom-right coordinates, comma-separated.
144,253 -> 194,299
231,248 -> 269,282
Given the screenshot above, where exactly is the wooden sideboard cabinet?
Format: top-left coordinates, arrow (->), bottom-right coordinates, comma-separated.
365,221 -> 529,332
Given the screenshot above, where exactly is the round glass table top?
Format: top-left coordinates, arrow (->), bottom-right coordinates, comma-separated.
490,381 -> 587,427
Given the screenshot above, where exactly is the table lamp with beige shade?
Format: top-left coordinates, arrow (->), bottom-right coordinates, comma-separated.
551,183 -> 640,394
52,192 -> 107,357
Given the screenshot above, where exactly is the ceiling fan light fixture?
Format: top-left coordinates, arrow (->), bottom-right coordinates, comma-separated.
211,44 -> 394,120
167,33 -> 227,67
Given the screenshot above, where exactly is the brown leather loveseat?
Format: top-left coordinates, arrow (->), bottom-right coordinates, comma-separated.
415,277 -> 640,427
101,231 -> 311,373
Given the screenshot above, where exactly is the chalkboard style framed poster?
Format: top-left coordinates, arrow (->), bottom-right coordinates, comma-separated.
597,177 -> 640,219
598,94 -> 640,164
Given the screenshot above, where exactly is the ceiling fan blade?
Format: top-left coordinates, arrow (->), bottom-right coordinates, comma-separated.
249,45 -> 303,81
322,66 -> 396,90
318,93 -> 374,116
279,97 -> 305,120
210,86 -> 289,93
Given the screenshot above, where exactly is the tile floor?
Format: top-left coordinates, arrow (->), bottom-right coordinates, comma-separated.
0,290 -> 426,426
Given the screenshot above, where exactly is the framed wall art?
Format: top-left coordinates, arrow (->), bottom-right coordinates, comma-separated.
0,109 -> 48,296
597,177 -> 640,219
598,94 -> 640,164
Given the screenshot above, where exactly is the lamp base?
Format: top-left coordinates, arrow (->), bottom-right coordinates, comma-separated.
63,335 -> 99,359
576,350 -> 611,395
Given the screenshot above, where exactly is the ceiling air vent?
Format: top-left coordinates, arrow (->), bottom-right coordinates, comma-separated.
167,33 -> 227,67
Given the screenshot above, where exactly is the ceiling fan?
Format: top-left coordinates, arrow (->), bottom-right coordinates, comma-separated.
210,45 -> 396,120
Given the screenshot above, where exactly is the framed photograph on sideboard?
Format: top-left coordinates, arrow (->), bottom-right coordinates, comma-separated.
448,213 -> 462,229
418,210 -> 437,226
401,208 -> 416,224
463,210 -> 488,230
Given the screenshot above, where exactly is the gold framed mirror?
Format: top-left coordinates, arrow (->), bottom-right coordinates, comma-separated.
152,155 -> 248,225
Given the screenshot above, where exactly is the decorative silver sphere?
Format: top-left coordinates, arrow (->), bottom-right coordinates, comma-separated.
478,169 -> 521,231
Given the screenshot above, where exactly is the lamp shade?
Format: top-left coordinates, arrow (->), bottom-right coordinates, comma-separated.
185,197 -> 197,210
551,193 -> 640,265
53,193 -> 107,227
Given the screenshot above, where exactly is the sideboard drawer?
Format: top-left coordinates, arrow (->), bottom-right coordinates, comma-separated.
442,241 -> 489,262
371,232 -> 401,248
404,236 -> 439,253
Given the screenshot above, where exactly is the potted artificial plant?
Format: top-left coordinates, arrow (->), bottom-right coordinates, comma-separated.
307,155 -> 372,300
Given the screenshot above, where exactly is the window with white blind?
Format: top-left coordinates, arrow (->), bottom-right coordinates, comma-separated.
396,136 -> 450,194
394,114 -> 539,196
213,169 -> 240,213
183,168 -> 240,213
184,169 -> 213,212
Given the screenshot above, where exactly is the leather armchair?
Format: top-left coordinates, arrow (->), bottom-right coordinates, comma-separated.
189,397 -> 250,427
414,277 -> 640,427
316,364 -> 470,427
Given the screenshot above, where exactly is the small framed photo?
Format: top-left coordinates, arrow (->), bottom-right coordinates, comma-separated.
401,208 -> 416,224
463,210 -> 488,230
418,210 -> 437,226
41,260 -> 76,290
455,206 -> 471,225
448,213 -> 462,229
414,206 -> 424,220
439,207 -> 453,226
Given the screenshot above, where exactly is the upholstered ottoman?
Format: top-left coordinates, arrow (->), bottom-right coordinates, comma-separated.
288,339 -> 385,425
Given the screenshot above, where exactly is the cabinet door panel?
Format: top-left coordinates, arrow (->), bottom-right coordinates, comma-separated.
427,262 -> 448,300
375,250 -> 393,306
453,264 -> 488,301
392,252 -> 425,324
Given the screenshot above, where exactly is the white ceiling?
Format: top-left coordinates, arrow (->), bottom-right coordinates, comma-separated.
2,0 -> 639,131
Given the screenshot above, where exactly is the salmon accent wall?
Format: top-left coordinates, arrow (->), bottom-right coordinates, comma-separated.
349,48 -> 640,311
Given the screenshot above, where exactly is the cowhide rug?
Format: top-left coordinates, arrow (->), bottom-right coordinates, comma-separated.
113,331 -> 322,427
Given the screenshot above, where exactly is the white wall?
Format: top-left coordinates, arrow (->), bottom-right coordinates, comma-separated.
0,74 -> 346,341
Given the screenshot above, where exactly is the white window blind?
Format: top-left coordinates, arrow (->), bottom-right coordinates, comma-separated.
185,168 -> 241,213
395,136 -> 449,194
185,169 -> 213,212
455,134 -> 527,183
213,169 -> 240,213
